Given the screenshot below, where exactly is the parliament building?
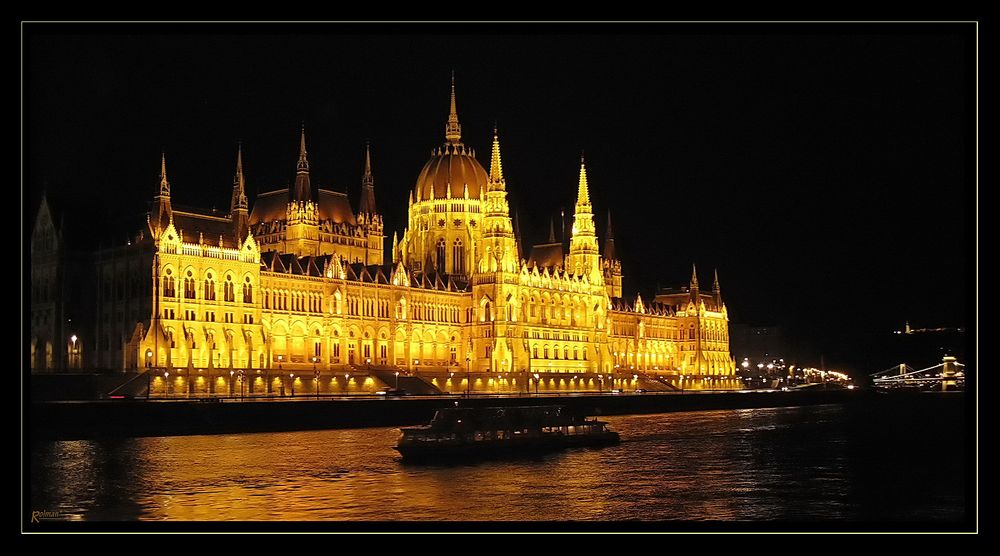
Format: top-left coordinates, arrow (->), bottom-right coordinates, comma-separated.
30,80 -> 738,395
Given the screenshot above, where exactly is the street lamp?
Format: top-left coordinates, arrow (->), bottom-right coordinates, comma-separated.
230,370 -> 235,397
533,372 -> 540,395
145,349 -> 153,399
275,354 -> 283,396
312,356 -> 319,399
395,371 -> 400,390
70,334 -> 78,368
466,353 -> 472,397
290,373 -> 295,397
164,370 -> 170,396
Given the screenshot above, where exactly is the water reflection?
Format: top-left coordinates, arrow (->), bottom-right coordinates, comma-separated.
30,403 -> 965,522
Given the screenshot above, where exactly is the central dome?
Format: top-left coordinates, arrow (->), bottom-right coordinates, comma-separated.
413,75 -> 490,203
414,144 -> 488,202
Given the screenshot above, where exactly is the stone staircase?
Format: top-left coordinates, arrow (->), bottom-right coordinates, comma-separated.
367,367 -> 443,396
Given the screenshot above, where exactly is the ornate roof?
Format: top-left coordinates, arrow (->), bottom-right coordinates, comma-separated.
171,209 -> 241,249
413,144 -> 488,202
249,188 -> 358,226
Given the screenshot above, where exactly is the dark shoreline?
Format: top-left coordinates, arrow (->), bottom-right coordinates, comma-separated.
29,389 -> 963,441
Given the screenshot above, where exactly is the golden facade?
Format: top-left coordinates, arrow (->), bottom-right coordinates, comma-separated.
105,79 -> 736,394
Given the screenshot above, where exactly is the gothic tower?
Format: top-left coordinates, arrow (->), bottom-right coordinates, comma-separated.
285,126 -> 320,256
472,127 -> 521,373
566,155 -> 603,285
357,142 -> 385,265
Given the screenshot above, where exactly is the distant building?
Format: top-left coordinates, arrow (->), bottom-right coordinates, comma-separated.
29,194 -> 95,370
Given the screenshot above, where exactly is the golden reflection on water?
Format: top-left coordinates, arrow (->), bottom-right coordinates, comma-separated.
30,404 -> 965,522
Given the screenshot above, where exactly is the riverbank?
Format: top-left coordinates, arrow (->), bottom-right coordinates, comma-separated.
25,388 -> 930,440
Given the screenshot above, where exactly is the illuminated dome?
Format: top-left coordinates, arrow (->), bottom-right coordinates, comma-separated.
414,144 -> 488,202
413,75 -> 489,202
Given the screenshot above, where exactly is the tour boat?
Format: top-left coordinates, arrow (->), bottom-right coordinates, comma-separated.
395,405 -> 620,461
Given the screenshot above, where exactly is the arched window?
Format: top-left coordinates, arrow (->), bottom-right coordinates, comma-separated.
453,238 -> 464,275
243,278 -> 253,304
184,271 -> 196,299
543,346 -> 550,359
436,238 -> 447,272
163,269 -> 175,297
224,276 -> 235,302
204,273 -> 216,301
532,345 -> 538,359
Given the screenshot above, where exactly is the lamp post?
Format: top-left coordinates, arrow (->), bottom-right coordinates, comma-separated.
145,349 -> 153,399
466,353 -> 472,397
533,372 -> 540,395
290,373 -> 295,397
312,356 -> 319,399
164,370 -> 170,396
275,354 -> 283,396
70,334 -> 78,368
395,371 -> 400,390
229,370 -> 235,397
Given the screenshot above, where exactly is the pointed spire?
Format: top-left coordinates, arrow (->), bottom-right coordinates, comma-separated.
488,124 -> 504,187
691,263 -> 700,290
298,123 -> 308,171
362,141 -> 373,185
159,152 -> 170,196
359,141 -> 377,215
391,231 -> 399,264
548,217 -> 556,243
152,153 -> 173,235
293,124 -> 312,203
712,268 -> 722,308
604,210 -> 617,260
576,152 -> 590,207
444,72 -> 462,144
231,143 -> 248,213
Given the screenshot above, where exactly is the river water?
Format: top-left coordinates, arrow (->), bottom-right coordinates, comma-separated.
28,399 -> 968,525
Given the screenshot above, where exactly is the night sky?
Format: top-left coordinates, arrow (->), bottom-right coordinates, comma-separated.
24,24 -> 975,374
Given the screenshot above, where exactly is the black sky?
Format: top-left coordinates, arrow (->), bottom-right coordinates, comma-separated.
24,24 -> 975,374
